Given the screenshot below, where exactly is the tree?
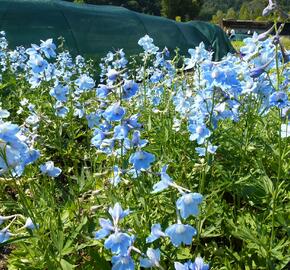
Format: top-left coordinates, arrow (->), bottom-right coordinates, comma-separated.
238,0 -> 268,20
239,2 -> 250,20
211,10 -> 225,25
226,8 -> 237,19
161,0 -> 203,21
83,0 -> 161,15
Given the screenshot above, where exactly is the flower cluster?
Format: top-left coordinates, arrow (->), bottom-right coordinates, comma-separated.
0,108 -> 39,177
95,203 -> 137,269
149,165 -> 203,248
0,2 -> 289,267
91,49 -> 156,184
95,200 -> 207,269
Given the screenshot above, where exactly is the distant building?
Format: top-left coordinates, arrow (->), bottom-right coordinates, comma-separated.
222,19 -> 290,36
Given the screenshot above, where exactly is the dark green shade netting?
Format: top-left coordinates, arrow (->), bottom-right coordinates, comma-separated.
0,0 -> 235,60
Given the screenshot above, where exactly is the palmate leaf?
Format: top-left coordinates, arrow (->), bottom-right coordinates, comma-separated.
227,215 -> 269,258
60,259 -> 77,270
235,174 -> 274,206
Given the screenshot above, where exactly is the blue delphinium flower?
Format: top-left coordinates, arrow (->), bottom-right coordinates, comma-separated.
195,144 -> 217,157
257,25 -> 275,42
28,74 -> 42,88
108,203 -> 130,226
23,217 -> 38,230
124,130 -> 148,149
75,55 -> 85,68
150,69 -> 163,83
122,80 -> 138,99
95,218 -> 114,240
25,148 -> 40,164
40,161 -> 61,177
129,151 -> 155,170
174,261 -> 189,270
174,257 -> 209,270
53,101 -> 69,118
0,122 -> 20,142
114,125 -> 129,140
0,229 -> 11,244
249,56 -> 274,78
95,203 -> 130,240
189,124 -> 211,145
184,42 -> 213,70
75,74 -> 95,92
74,103 -> 85,119
152,165 -> 173,193
123,114 -> 142,130
175,261 -> 193,270
99,138 -> 115,154
40,38 -> 56,58
103,103 -> 126,122
25,113 -> 39,127
0,144 -> 21,176
262,0 -> 277,16
104,232 -> 133,255
86,112 -> 101,128
165,223 -> 197,247
95,203 -> 133,257
49,84 -> 69,102
91,128 -> 106,148
140,248 -> 161,268
138,35 -> 159,54
176,193 -> 203,219
269,91 -> 288,108
107,68 -> 119,82
27,54 -> 48,74
112,254 -> 135,270
131,130 -> 147,147
96,84 -> 110,98
146,223 -> 166,243
0,121 -> 39,177
109,165 -> 122,186
191,257 -> 209,270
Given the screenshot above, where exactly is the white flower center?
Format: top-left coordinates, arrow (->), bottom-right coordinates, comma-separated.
175,224 -> 186,234
113,234 -> 122,243
121,257 -> 129,264
183,194 -> 193,204
196,126 -> 203,134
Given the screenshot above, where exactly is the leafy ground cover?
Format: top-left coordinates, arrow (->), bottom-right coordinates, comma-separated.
0,7 -> 290,270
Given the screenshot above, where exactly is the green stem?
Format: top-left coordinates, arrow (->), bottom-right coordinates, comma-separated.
268,18 -> 283,266
199,86 -> 215,194
270,110 -> 283,250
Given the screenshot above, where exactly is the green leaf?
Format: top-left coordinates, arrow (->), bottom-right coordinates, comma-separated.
88,249 -> 111,270
0,236 -> 32,247
60,259 -> 76,270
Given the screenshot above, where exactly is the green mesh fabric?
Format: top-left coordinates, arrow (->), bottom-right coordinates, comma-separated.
0,0 -> 235,60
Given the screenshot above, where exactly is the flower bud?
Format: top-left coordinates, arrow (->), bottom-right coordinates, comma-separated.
257,24 -> 275,41
262,0 -> 277,16
24,217 -> 38,230
273,35 -> 280,45
250,58 -> 273,78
